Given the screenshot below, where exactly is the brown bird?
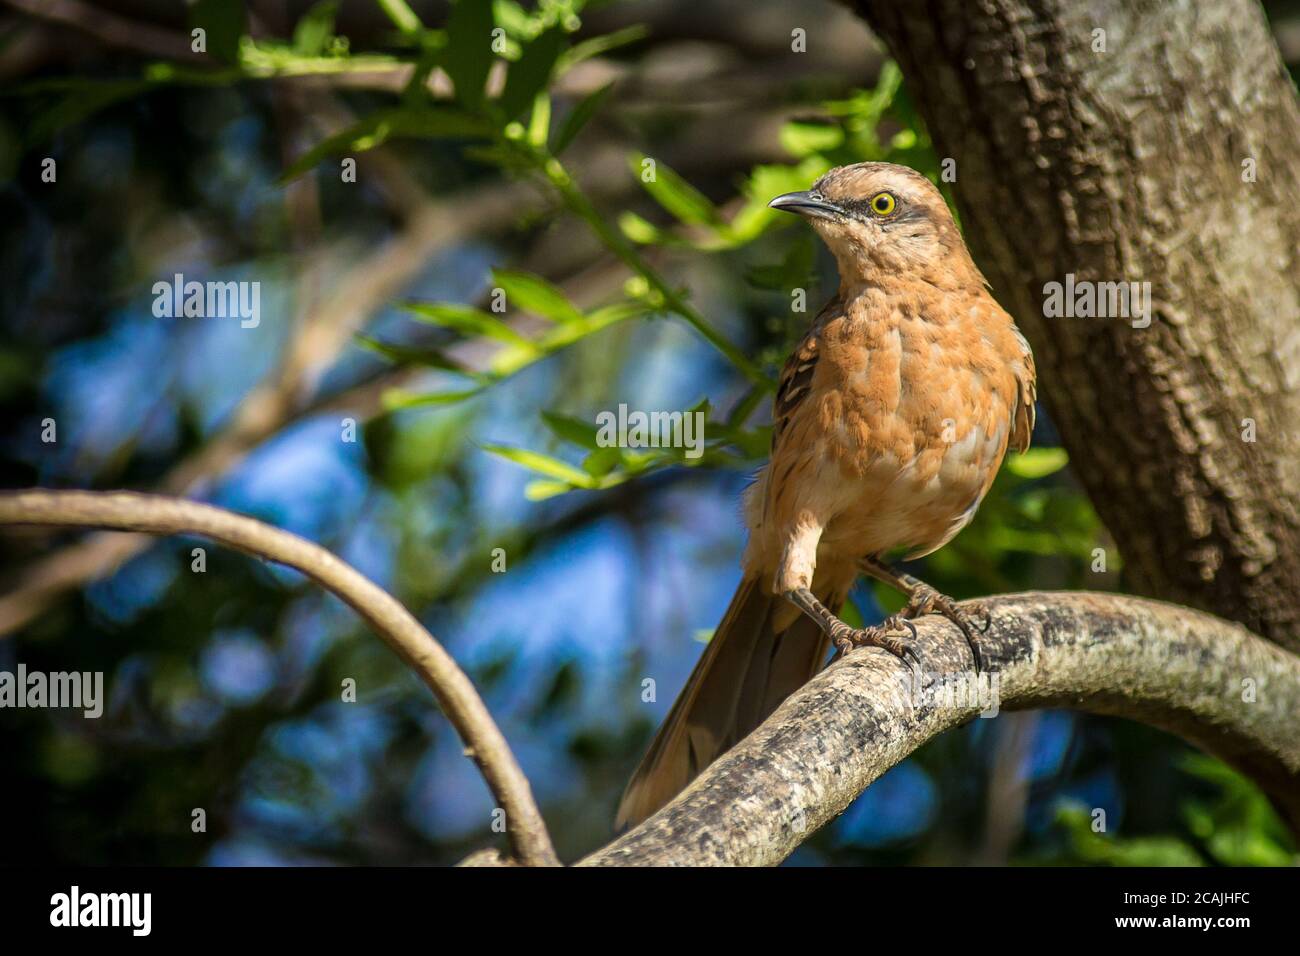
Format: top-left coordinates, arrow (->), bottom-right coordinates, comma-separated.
616,162 -> 1037,829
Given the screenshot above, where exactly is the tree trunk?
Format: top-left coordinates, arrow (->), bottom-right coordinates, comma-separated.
853,0 -> 1300,650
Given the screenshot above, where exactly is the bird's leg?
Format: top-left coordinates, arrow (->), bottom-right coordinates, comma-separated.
786,587 -> 921,671
857,556 -> 990,673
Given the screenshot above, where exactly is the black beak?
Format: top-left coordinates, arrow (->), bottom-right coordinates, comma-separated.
768,190 -> 842,220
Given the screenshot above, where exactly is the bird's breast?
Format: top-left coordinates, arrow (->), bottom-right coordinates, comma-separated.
807,304 -> 1018,556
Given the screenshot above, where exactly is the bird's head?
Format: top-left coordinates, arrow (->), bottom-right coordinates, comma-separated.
768,162 -> 980,289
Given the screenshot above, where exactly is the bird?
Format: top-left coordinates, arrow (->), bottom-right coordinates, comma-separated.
615,162 -> 1037,830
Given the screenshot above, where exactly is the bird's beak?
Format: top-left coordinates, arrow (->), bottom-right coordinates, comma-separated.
768,190 -> 842,220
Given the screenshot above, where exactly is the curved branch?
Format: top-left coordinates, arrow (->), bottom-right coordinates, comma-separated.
0,489 -> 559,868
582,592 -> 1300,866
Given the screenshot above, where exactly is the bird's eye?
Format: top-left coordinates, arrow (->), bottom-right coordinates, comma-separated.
870,192 -> 897,216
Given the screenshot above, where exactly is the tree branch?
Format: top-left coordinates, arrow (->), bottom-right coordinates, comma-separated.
0,489 -> 559,868
1,0 -> 204,62
581,592 -> 1300,866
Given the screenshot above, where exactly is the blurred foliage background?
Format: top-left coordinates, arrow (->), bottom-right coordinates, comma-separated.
1,0 -> 1296,866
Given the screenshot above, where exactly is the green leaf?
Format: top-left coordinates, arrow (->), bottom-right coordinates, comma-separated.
382,386 -> 485,409
532,301 -> 641,351
524,479 -> 576,500
292,0 -> 338,56
726,386 -> 766,428
498,26 -> 566,119
631,153 -> 720,227
1054,803 -> 1205,867
384,107 -> 490,138
375,0 -> 422,34
481,444 -> 594,487
745,160 -> 829,207
279,107 -> 487,182
491,269 -> 582,323
581,446 -> 623,477
189,0 -> 246,64
401,302 -> 534,347
580,300 -> 650,329
869,60 -> 904,118
461,143 -> 534,174
551,80 -> 614,155
729,425 -> 772,460
491,1 -> 535,40
541,411 -> 601,450
355,335 -> 481,377
725,158 -> 832,242
617,211 -> 671,246
1005,447 -> 1069,479
280,117 -> 388,182
1177,755 -> 1295,866
485,342 -> 548,377
526,93 -> 551,147
779,120 -> 844,158
559,24 -> 648,70
443,0 -> 496,109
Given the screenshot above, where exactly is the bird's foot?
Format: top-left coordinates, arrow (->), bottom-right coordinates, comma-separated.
897,584 -> 990,673
830,617 -> 922,672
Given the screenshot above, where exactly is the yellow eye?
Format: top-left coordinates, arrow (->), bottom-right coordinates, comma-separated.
870,192 -> 896,216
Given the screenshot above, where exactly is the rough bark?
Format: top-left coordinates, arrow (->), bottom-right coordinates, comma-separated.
853,0 -> 1300,650
582,592 -> 1300,866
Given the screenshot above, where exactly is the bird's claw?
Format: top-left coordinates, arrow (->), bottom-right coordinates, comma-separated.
831,618 -> 922,673
900,585 -> 988,673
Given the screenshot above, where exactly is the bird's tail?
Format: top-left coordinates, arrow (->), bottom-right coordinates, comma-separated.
615,575 -> 836,830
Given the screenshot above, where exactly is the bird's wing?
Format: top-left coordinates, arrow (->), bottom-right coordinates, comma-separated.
772,335 -> 818,450
771,296 -> 840,452
1009,323 -> 1037,453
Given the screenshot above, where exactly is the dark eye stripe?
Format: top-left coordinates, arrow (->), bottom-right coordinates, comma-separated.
837,198 -> 874,216
840,195 -> 905,219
